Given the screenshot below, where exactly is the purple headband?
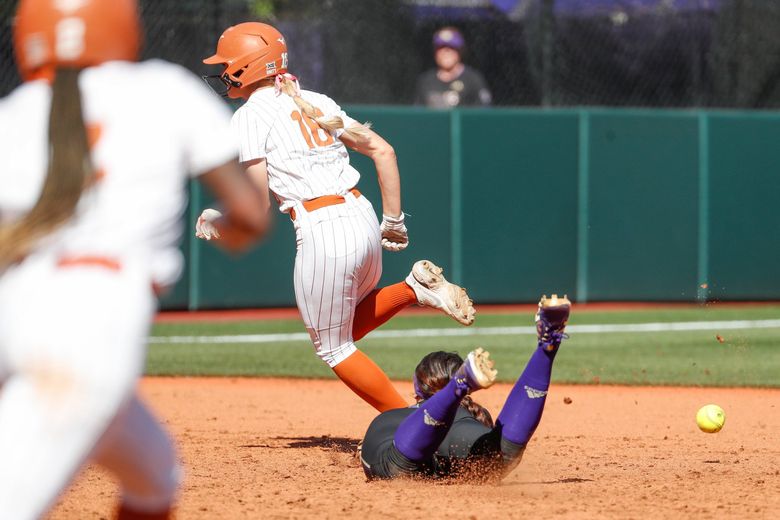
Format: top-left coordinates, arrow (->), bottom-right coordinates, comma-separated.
412,372 -> 426,400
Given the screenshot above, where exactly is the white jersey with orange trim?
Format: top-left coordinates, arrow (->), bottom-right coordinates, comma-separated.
228,85 -> 384,368
0,59 -> 237,286
231,87 -> 360,213
0,59 -> 235,519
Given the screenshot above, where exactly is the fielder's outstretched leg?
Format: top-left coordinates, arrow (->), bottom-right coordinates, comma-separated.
393,349 -> 496,463
495,295 -> 571,469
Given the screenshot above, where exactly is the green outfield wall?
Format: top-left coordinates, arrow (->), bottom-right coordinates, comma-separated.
160,108 -> 780,310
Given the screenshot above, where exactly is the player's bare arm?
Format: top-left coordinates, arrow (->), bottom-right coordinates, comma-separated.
197,159 -> 271,250
340,126 -> 408,252
340,126 -> 400,217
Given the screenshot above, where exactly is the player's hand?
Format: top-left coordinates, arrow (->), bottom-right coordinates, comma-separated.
380,213 -> 408,252
195,208 -> 223,240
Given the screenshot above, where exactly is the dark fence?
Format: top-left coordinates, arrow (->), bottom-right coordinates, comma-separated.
3,0 -> 780,108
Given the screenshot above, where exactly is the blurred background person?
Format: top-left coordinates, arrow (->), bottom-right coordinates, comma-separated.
415,26 -> 492,108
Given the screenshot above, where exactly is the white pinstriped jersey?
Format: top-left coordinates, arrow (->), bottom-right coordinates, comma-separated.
0,60 -> 237,285
231,87 -> 360,213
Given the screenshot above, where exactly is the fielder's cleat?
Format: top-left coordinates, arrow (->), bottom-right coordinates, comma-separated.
405,260 -> 476,326
535,294 -> 571,351
453,348 -> 497,395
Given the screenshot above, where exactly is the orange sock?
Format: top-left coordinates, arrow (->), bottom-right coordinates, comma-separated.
332,350 -> 408,412
353,281 -> 417,341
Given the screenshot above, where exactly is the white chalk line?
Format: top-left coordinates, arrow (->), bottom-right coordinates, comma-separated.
148,319 -> 780,345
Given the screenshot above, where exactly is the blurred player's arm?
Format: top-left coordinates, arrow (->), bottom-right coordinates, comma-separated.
197,158 -> 272,250
340,126 -> 408,251
243,158 -> 272,206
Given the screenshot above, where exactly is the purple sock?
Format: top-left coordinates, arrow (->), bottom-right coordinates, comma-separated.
394,376 -> 469,461
496,343 -> 557,446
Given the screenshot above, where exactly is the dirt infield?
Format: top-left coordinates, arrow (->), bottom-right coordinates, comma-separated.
50,378 -> 780,519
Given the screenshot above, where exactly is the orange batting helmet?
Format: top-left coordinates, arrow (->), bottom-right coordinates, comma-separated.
203,22 -> 288,99
13,0 -> 141,82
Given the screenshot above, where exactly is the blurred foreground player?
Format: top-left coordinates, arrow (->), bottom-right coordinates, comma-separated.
360,296 -> 570,480
0,1 -> 268,518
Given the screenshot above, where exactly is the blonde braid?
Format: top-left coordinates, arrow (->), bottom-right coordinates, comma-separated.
277,74 -> 371,143
0,68 -> 93,268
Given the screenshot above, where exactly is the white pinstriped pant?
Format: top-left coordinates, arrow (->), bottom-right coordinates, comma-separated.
292,191 -> 383,367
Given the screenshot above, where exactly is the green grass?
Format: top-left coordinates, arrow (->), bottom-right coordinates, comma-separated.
146,305 -> 780,387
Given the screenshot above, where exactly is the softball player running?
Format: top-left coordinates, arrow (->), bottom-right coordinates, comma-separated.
0,1 -> 267,518
198,22 -> 476,412
360,295 -> 571,481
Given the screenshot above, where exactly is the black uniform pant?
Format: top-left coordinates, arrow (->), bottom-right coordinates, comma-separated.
360,407 -> 526,481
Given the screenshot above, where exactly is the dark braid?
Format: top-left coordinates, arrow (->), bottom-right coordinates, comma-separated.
414,351 -> 494,428
461,395 -> 494,428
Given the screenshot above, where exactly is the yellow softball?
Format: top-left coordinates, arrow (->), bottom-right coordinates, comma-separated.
696,404 -> 726,433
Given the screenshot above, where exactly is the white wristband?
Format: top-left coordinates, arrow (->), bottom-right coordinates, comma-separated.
382,213 -> 405,225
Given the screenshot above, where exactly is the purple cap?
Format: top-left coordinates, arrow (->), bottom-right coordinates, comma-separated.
433,27 -> 465,50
